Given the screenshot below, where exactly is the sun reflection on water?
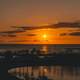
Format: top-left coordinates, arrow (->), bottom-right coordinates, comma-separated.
41,45 -> 48,54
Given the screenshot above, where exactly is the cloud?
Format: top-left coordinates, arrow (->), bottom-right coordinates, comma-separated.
0,28 -> 26,37
0,30 -> 25,34
6,34 -> 17,37
60,32 -> 80,36
60,33 -> 67,36
26,34 -> 36,36
54,22 -> 80,28
8,39 -> 39,42
1,21 -> 80,38
12,22 -> 80,30
11,26 -> 52,30
0,34 -> 16,37
8,40 -> 30,42
0,33 -> 36,37
69,32 -> 80,36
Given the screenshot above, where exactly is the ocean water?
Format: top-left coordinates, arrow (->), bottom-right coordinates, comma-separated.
0,44 -> 80,80
0,44 -> 80,54
8,66 -> 80,80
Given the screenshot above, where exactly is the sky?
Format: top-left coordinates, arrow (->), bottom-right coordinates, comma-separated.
0,0 -> 80,44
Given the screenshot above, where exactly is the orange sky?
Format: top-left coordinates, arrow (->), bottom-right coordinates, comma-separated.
0,0 -> 80,44
0,28 -> 80,44
0,0 -> 80,30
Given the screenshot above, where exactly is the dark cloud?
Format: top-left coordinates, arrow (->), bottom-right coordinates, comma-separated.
0,26 -> 36,37
7,35 -> 17,37
0,34 -> 16,37
11,22 -> 80,30
69,32 -> 80,36
0,30 -> 25,34
0,33 -> 36,37
26,34 -> 36,36
1,21 -> 80,38
60,32 -> 80,36
9,39 -> 39,42
12,26 -> 52,30
60,33 -> 67,36
0,28 -> 26,37
54,22 -> 80,28
8,40 -> 30,42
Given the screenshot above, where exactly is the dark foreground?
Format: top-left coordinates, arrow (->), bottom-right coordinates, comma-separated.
0,52 -> 80,80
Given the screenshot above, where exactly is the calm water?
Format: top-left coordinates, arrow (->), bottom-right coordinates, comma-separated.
8,66 -> 80,80
0,44 -> 80,80
0,44 -> 80,54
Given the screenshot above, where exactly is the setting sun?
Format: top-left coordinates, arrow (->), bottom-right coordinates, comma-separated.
42,34 -> 47,39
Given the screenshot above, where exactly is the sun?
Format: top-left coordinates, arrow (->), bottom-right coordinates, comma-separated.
43,34 -> 47,39
35,29 -> 51,43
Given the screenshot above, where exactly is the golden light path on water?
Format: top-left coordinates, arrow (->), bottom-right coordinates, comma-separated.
8,66 -> 80,80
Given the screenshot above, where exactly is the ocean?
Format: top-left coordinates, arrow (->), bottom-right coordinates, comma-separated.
0,44 -> 80,53
0,44 -> 80,80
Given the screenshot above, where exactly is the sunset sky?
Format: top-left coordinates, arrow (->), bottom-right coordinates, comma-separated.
0,0 -> 80,44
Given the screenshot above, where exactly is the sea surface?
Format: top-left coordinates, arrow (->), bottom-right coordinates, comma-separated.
0,44 -> 80,80
0,44 -> 80,53
8,66 -> 80,80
